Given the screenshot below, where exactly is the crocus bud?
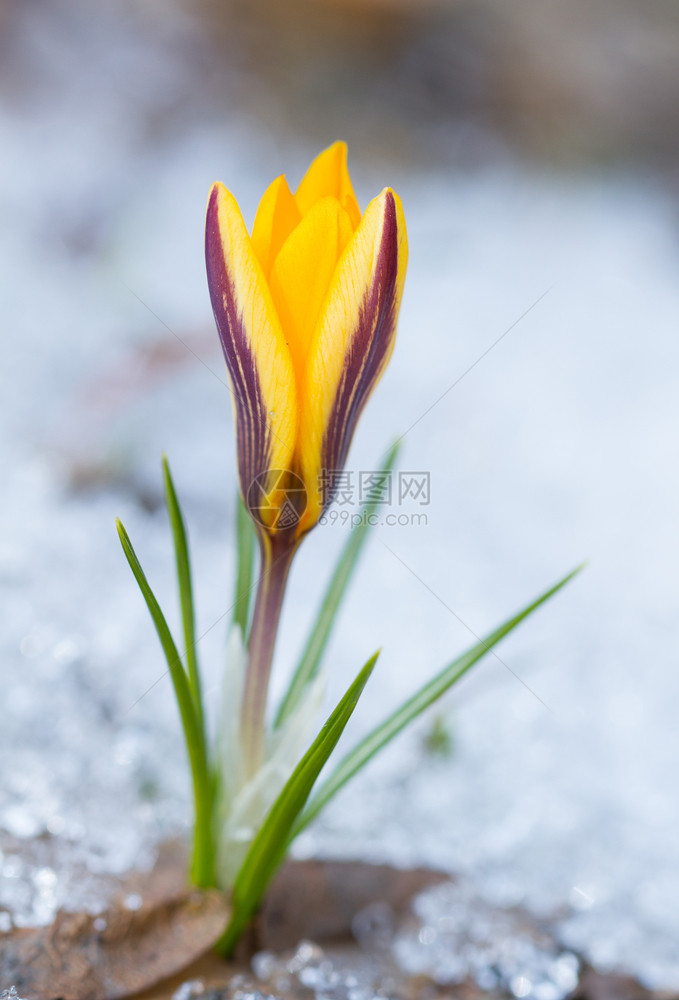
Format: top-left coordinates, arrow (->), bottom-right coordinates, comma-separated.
206,142 -> 408,539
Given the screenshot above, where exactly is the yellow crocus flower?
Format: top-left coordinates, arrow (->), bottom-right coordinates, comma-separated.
205,141 -> 408,540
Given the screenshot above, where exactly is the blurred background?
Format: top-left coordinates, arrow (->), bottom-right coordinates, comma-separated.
2,0 -> 679,989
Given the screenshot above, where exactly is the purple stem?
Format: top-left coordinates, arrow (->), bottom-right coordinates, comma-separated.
240,531 -> 298,776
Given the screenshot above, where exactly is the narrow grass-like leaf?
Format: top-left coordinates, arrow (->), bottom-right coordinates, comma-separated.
274,441 -> 401,729
294,565 -> 583,835
216,650 -> 379,956
116,518 -> 214,886
233,493 -> 256,638
162,456 -> 203,730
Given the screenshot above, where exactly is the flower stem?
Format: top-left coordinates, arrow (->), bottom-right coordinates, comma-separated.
240,532 -> 298,777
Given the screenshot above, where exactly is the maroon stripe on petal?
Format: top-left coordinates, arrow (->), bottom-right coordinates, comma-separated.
205,187 -> 271,498
320,191 -> 400,508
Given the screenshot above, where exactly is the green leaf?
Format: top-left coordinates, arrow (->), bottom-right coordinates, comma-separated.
233,493 -> 256,638
162,456 -> 203,730
294,565 -> 583,835
274,440 -> 401,729
116,517 -> 214,886
215,650 -> 379,956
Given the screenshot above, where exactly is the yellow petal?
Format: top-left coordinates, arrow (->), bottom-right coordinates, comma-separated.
205,182 -> 297,498
269,195 -> 353,384
297,187 -> 408,533
295,141 -> 361,230
250,175 -> 302,279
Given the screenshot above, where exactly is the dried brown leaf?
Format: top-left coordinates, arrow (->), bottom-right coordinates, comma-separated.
1,888 -> 230,1000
